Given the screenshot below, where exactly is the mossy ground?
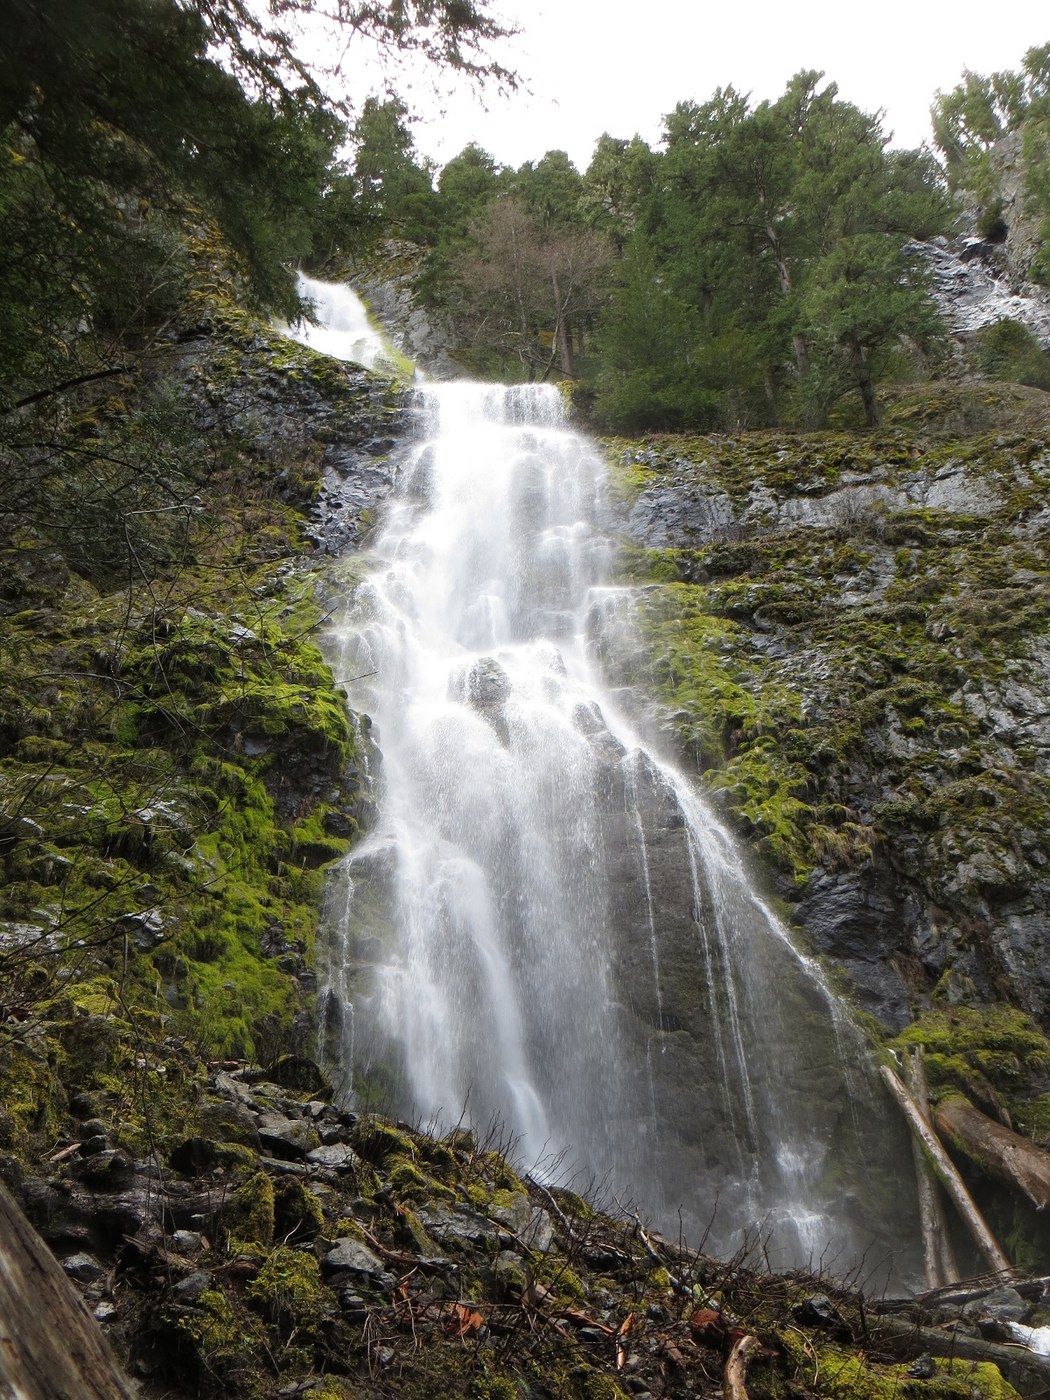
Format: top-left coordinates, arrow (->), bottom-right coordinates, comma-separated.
83,1088 -> 1023,1400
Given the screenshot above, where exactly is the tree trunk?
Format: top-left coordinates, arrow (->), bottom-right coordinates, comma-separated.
879,1065 -> 1011,1275
935,1094 -> 1050,1212
761,213 -> 809,377
872,1313 -> 1050,1400
551,270 -> 574,378
0,1182 -> 137,1400
905,1050 -> 959,1288
849,341 -> 882,426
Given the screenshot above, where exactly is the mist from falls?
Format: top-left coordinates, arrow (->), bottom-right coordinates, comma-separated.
306,288 -> 919,1279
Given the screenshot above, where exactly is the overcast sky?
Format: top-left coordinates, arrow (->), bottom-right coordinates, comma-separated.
351,0 -> 1048,172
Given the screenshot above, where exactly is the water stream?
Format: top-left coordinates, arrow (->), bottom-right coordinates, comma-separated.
298,286 -> 918,1279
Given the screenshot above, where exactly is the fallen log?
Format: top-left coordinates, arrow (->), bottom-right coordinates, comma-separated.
880,1064 -> 1011,1276
872,1313 -> 1050,1400
935,1094 -> 1050,1212
906,1049 -> 959,1287
0,1181 -> 137,1400
724,1333 -> 760,1400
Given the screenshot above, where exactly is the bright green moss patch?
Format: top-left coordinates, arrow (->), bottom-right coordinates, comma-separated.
890,1005 -> 1050,1116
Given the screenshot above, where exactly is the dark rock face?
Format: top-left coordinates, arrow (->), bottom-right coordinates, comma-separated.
793,868 -> 913,1028
604,432 -> 1050,1035
171,316 -> 407,557
348,240 -> 465,380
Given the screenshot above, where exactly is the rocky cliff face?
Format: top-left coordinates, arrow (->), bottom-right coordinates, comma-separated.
597,387 -> 1050,1039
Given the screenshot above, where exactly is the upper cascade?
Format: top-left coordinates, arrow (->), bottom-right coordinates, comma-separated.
319,376 -> 920,1282
281,273 -> 407,373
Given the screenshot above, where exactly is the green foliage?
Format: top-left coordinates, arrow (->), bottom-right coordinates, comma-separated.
586,71 -> 948,431
799,235 -> 944,426
933,44 -> 1050,282
890,1005 -> 1050,1116
973,318 -> 1050,388
347,97 -> 439,247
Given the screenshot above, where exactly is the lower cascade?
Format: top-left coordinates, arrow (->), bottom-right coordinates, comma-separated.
321,377 -> 918,1277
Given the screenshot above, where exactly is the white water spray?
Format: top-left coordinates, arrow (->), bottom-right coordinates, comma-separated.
281,272 -> 399,372
307,292 -> 916,1274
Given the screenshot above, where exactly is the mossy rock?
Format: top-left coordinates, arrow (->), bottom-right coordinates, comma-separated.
228,1171 -> 276,1247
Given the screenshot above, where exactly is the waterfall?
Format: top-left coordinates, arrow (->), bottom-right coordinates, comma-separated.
281,272 -> 396,372
307,291 -> 918,1278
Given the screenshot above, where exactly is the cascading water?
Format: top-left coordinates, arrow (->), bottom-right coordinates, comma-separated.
310,294 -> 918,1278
282,272 -> 395,372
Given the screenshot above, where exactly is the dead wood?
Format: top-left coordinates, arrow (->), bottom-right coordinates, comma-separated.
724,1333 -> 760,1400
871,1312 -> 1050,1400
880,1064 -> 1011,1275
0,1181 -> 137,1400
905,1048 -> 960,1287
935,1094 -> 1050,1212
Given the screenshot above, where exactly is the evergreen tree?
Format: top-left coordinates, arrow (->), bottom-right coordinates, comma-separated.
349,97 -> 438,245
590,72 -> 949,431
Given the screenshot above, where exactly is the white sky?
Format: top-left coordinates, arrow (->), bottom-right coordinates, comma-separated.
338,0 -> 1049,172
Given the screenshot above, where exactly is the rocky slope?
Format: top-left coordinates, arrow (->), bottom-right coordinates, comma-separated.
5,265 -> 1050,1397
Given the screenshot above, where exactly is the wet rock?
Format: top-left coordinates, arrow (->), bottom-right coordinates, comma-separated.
170,1229 -> 205,1254
257,1113 -> 321,1160
267,1054 -> 329,1095
172,1270 -> 214,1303
415,1203 -> 500,1251
305,1143 -> 358,1171
62,1251 -> 105,1282
337,1289 -> 369,1319
78,1135 -> 110,1158
321,1237 -> 395,1290
963,1285 -> 1028,1325
491,1249 -> 527,1299
113,908 -> 165,952
197,1099 -> 262,1149
68,1092 -> 101,1120
793,1293 -> 846,1330
69,1150 -> 134,1189
487,1193 -> 554,1253
793,868 -> 913,1028
906,1353 -> 937,1379
169,1138 -> 221,1176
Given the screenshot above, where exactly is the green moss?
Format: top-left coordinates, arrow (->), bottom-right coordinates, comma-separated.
891,1004 -> 1050,1112
230,1171 -> 275,1246
388,1157 -> 430,1200
172,1286 -> 265,1389
351,1115 -> 419,1165
0,1037 -> 63,1150
280,1175 -> 326,1233
564,1368 -> 629,1400
600,426 -> 1050,904
468,1378 -> 519,1400
245,1245 -> 325,1332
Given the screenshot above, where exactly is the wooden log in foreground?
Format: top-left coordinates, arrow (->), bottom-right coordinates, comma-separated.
935,1094 -> 1050,1212
879,1065 -> 1011,1276
724,1333 -> 760,1400
0,1182 -> 136,1400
